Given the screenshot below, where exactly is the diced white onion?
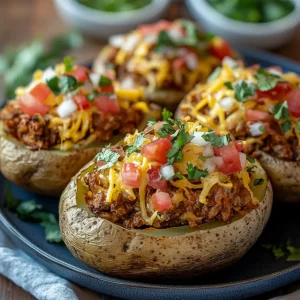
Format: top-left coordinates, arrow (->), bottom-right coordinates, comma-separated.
203,158 -> 216,173
239,153 -> 247,168
168,27 -> 183,41
109,34 -> 125,48
191,132 -> 209,146
57,97 -> 77,119
186,54 -> 198,71
268,68 -> 282,76
222,56 -> 238,69
212,156 -> 224,169
122,34 -> 140,52
144,34 -> 157,44
203,144 -> 214,156
89,73 -> 100,86
121,77 -> 135,90
219,96 -> 235,112
42,67 -> 57,82
160,165 -> 175,180
250,122 -> 264,137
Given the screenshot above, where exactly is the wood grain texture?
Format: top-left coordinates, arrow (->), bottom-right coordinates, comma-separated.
0,0 -> 299,299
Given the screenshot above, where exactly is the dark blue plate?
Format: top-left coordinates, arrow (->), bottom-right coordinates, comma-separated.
1,49 -> 300,300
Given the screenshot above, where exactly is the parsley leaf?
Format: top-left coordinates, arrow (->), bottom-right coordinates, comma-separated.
224,81 -> 233,90
187,163 -> 209,179
46,76 -> 60,95
255,69 -> 282,92
126,133 -> 145,156
94,148 -> 120,170
207,67 -> 221,83
63,56 -> 75,72
254,178 -> 264,186
60,75 -> 83,93
202,132 -> 232,147
99,75 -> 112,87
234,80 -> 256,102
162,108 -> 173,121
273,101 -> 290,120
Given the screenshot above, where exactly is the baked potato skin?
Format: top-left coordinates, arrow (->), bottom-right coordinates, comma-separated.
59,163 -> 273,279
0,137 -> 100,196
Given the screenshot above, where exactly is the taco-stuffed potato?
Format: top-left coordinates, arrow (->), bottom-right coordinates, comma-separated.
60,115 -> 272,279
93,19 -> 237,111
177,61 -> 300,202
0,59 -> 159,196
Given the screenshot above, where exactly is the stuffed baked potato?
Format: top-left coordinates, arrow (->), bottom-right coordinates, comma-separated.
0,59 -> 159,196
60,116 -> 272,278
93,19 -> 238,111
176,61 -> 300,202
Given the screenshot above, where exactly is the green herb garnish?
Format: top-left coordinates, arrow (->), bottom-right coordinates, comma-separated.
254,178 -> 264,186
46,76 -> 60,95
273,101 -> 290,120
281,121 -> 292,133
147,120 -> 156,127
207,67 -> 221,83
202,131 -> 232,147
234,80 -> 256,102
162,107 -> 173,121
224,81 -> 233,90
87,91 -> 100,101
187,163 -> 209,180
63,56 -> 75,72
99,75 -> 112,87
126,133 -> 145,156
198,154 -> 213,162
94,148 -> 120,170
154,31 -> 175,52
255,69 -> 283,91
297,121 -> 300,133
173,172 -> 185,180
246,156 -> 255,163
60,75 -> 83,93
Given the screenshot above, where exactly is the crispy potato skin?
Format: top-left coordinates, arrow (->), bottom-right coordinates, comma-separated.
257,150 -> 300,203
0,137 -> 100,196
59,163 -> 273,279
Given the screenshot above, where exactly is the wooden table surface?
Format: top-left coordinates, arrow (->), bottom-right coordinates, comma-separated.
0,0 -> 300,299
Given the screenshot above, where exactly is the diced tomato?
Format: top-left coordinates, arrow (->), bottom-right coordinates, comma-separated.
101,85 -> 114,93
209,37 -> 232,60
73,94 -> 90,110
234,141 -> 244,152
121,162 -> 140,187
29,83 -> 52,103
245,109 -> 269,121
152,191 -> 172,211
148,166 -> 167,191
67,66 -> 91,83
286,88 -> 300,117
19,93 -> 49,116
214,144 -> 242,175
256,82 -> 292,100
139,20 -> 172,35
141,138 -> 172,164
172,57 -> 186,69
95,95 -> 120,114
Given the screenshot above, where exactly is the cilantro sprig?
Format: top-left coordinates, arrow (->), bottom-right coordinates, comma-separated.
187,163 -> 209,179
99,75 -> 112,87
202,131 -> 232,147
94,148 -> 120,170
273,101 -> 292,134
63,56 -> 75,72
126,133 -> 145,156
255,69 -> 284,92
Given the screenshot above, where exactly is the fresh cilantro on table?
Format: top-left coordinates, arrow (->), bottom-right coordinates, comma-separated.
202,131 -> 232,147
162,107 -> 173,121
255,69 -> 283,91
207,67 -> 221,83
63,56 -> 75,72
5,184 -> 62,243
99,75 -> 112,87
187,163 -> 209,180
94,148 -> 120,170
126,133 -> 145,156
254,178 -> 264,186
234,80 -> 256,102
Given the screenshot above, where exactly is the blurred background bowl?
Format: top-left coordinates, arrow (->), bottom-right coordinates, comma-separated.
53,0 -> 170,39
186,0 -> 300,49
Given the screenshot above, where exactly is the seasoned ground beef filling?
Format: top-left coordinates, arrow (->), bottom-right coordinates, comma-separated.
0,101 -> 144,150
83,146 -> 255,229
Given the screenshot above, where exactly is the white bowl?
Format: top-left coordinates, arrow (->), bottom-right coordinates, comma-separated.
53,0 -> 171,39
186,0 -> 300,49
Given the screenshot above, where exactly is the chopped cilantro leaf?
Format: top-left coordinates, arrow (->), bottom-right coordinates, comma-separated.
63,56 -> 75,72
254,178 -> 264,186
198,154 -> 213,161
46,76 -> 60,95
246,156 -> 255,163
162,108 -> 173,121
287,245 -> 300,262
202,132 -> 232,147
126,133 -> 145,156
154,31 -> 175,52
273,101 -> 290,120
99,75 -> 112,87
224,81 -> 233,90
281,120 -> 292,134
234,80 -> 256,102
147,120 -> 156,127
173,172 -> 185,180
178,20 -> 199,47
157,123 -> 176,138
94,148 -> 120,170
255,69 -> 282,92
87,91 -> 99,101
60,75 -> 83,93
258,124 -> 266,133
207,67 -> 221,83
187,163 -> 209,179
